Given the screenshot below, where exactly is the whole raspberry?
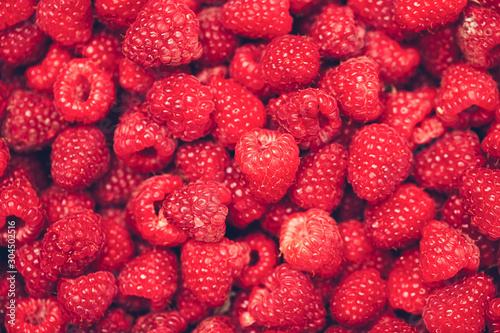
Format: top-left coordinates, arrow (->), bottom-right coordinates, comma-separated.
16,241 -> 56,298
113,110 -> 177,173
220,0 -> 293,40
1,90 -> 67,153
51,125 -> 110,190
145,73 -> 214,142
0,0 -> 35,31
40,211 -> 104,280
318,56 -> 383,122
330,268 -> 388,327
280,209 -> 344,277
132,311 -> 187,333
240,264 -> 326,331
78,29 -> 122,77
261,34 -> 320,92
53,58 -> 116,124
229,43 -> 269,96
423,273 -> 496,333
4,297 -> 65,333
181,238 -> 250,307
0,138 -> 9,178
235,128 -> 300,204
36,0 -> 93,46
95,308 -> 133,333
95,218 -> 134,272
40,185 -> 95,226
95,0 -> 148,32
418,25 -> 461,78
348,123 -> 413,203
309,5 -> 365,60
210,77 -> 267,148
57,271 -> 118,327
118,248 -> 178,311
238,233 -> 278,288
193,315 -> 237,333
122,0 -> 202,67
288,143 -> 348,212
118,57 -> 155,95
0,19 -> 47,67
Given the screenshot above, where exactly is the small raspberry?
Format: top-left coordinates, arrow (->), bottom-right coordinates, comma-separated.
132,311 -> 187,333
78,29 -> 122,77
195,64 -> 229,85
418,25 -> 461,78
259,198 -> 301,237
229,43 -> 269,96
95,218 -> 134,272
16,241 -> 56,298
238,233 -> 279,288
193,315 -> 237,333
0,19 -> 47,67
118,57 -> 155,95
94,0 -> 148,32
40,185 -> 95,226
5,297 -> 65,333
0,0 -> 35,31
338,219 -> 374,265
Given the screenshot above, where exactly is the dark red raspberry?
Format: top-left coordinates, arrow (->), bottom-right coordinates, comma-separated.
40,185 -> 95,226
4,297 -> 65,333
122,0 -> 202,67
95,308 -> 133,333
260,198 -> 301,237
238,233 -> 278,288
57,271 -> 118,327
53,58 -> 116,124
229,43 -> 269,97
220,0 -> 293,40
338,219 -> 374,265
418,25 -> 461,78
132,311 -> 187,333
95,218 -> 133,272
0,0 -> 35,31
94,0 -> 148,32
78,29 -> 122,77
40,210 -> 105,280
261,34 -> 320,92
193,315 -> 237,333
113,110 -> 177,173
2,154 -> 48,191
145,73 -> 214,142
181,238 -> 250,307
0,19 -> 47,67
288,143 -> 348,212
0,138 -> 9,178
340,247 -> 394,282
175,280 -> 211,324
118,57 -> 155,95
118,248 -> 178,311
36,0 -> 93,46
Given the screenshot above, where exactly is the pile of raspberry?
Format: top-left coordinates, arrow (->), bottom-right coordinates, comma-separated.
2,0 -> 500,331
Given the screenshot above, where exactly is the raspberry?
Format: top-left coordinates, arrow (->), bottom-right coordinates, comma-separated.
0,19 -> 47,67
0,138 -> 9,178
132,311 -> 187,333
95,0 -> 148,32
1,90 -> 67,153
195,64 -> 229,85
2,154 -> 48,191
78,29 -> 122,77
118,248 -> 178,311
229,43 -> 269,96
423,273 -> 496,333
113,110 -> 177,173
280,209 -> 344,277
338,219 -> 374,265
261,34 -> 320,92
118,57 -> 155,95
95,308 -> 133,333
122,0 -> 202,67
418,25 -> 461,78
40,210 -> 105,280
288,143 -> 348,212
259,198 -> 301,237
330,268 -> 388,327
5,297 -> 65,333
235,128 -> 300,203
482,129 -> 500,159
210,77 -> 267,148
240,264 -> 326,331
181,238 -> 250,307
40,185 -> 95,226
238,233 -> 278,288
95,218 -> 134,272
369,319 -> 417,333
16,241 -> 56,298
348,123 -> 413,202
318,56 -> 384,122
411,115 -> 446,146
309,4 -> 366,60
36,0 -> 93,46
175,279 -> 211,324
0,0 -> 35,31
487,298 -> 500,332
53,58 -> 116,124
57,271 -> 118,327
193,315 -> 237,333
220,0 -> 293,40
145,73 -> 214,142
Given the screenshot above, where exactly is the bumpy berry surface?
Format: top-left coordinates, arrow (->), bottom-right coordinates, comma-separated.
0,19 -> 47,67
96,218 -> 134,272
118,57 -> 155,95
78,29 -> 122,76
132,311 -> 187,333
238,233 -> 278,288
229,43 -> 268,96
0,0 -> 35,31
338,219 -> 374,265
348,0 -> 405,40
40,185 -> 95,226
95,0 -> 148,31
5,297 -> 65,333
0,138 -> 9,178
193,315 -> 237,333
418,25 -> 461,78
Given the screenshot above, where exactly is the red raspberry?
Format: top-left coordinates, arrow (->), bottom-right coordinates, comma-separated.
57,271 -> 118,327
209,77 -> 267,148
132,311 -> 187,333
411,115 -> 446,146
113,110 -> 177,173
36,0 -> 93,46
122,0 -> 202,67
272,88 -> 342,151
418,25 -> 461,78
95,218 -> 134,272
40,185 -> 95,226
487,298 -> 500,332
145,73 -> 214,142
482,129 -> 500,159
220,0 -> 293,40
334,184 -> 366,222
0,0 -> 35,31
1,90 -> 67,153
318,56 -> 384,122
95,0 -> 148,32
193,315 -> 237,333
364,31 -> 420,84
195,64 -> 229,85
238,233 -> 278,288
261,34 -> 320,92
423,273 -> 496,333
197,7 -> 239,65
4,297 -> 65,333
40,211 -> 104,280
175,139 -> 230,183
235,128 -> 300,204
324,326 -> 352,333
0,138 -> 9,178
348,123 -> 413,202
25,44 -> 72,94
2,154 -> 48,191
78,29 -> 122,77
330,268 -> 388,327
0,19 -> 47,67
118,57 -> 155,95
309,4 -> 366,60
259,198 -> 301,237
394,0 -> 467,32
436,63 -> 499,123
364,184 -> 435,249
163,181 -> 231,243
53,58 -> 116,124
118,248 -> 178,311
240,264 -> 326,331
175,280 -> 211,324
229,43 -> 269,96
51,125 -> 110,190
369,319 -> 416,333
338,219 -> 374,265
414,130 -> 485,192
420,220 -> 479,282
95,308 -> 133,333
280,209 -> 344,277
181,238 -> 250,307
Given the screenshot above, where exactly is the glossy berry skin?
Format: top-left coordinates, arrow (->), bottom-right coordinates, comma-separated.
418,25 -> 461,78
16,241 -> 56,298
369,319 -> 417,333
95,308 -> 134,333
132,311 -> 187,333
260,198 -> 301,237
0,19 -> 47,67
261,34 -> 320,92
40,185 -> 95,226
0,0 -> 35,31
338,219 -> 374,265
235,128 -> 300,204
487,298 -> 500,332
193,315 -> 237,333
229,43 -> 269,96
95,218 -> 134,272
423,273 -> 496,333
118,57 -> 155,95
238,233 -> 279,288
5,297 -> 65,333
78,29 -> 122,77
348,123 -> 413,203
122,0 -> 202,67
95,0 -> 148,31
280,209 -> 344,278
175,280 -> 211,324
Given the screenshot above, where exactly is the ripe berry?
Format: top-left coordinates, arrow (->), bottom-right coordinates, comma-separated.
94,0 -> 148,32
95,218 -> 134,272
78,29 -> 122,77
132,311 -> 187,333
0,19 -> 47,67
0,0 -> 35,31
229,43 -> 269,97
0,138 -> 9,178
193,315 -> 237,333
418,25 -> 461,78
40,185 -> 95,226
118,57 -> 155,95
16,241 -> 56,298
5,297 -> 65,333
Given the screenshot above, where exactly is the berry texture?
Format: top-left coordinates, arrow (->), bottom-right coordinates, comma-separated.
5,297 -> 65,333
418,25 -> 461,78
16,241 -> 56,298
338,219 -> 374,265
229,43 -> 269,96
0,0 -> 35,31
238,233 -> 278,288
0,138 -> 9,178
0,19 -> 47,67
132,311 -> 187,333
95,0 -> 148,31
118,57 -> 155,95
40,185 -> 95,226
95,218 -> 134,272
193,315 -> 237,333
